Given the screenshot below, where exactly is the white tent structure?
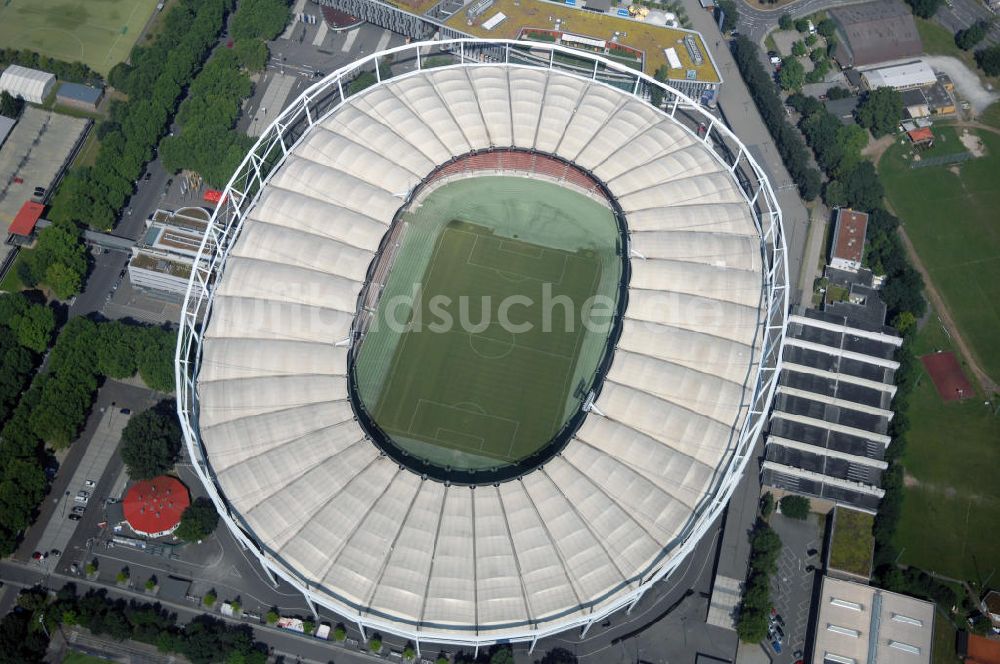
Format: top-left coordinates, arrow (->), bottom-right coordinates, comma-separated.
0,65 -> 56,105
177,40 -> 788,652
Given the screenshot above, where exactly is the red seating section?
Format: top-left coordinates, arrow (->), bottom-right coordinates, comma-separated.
423,149 -> 605,199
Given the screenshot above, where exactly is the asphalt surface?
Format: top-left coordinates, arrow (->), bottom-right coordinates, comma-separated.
735,0 -> 871,45
934,0 -> 1000,47
766,513 -> 825,662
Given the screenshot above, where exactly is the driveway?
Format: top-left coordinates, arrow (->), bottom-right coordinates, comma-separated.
765,512 -> 825,662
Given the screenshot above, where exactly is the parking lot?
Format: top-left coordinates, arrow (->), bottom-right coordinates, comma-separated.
766,511 -> 827,661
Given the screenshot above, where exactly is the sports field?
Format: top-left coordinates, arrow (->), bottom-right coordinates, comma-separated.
354,176 -> 621,471
893,315 -> 1000,581
878,126 -> 1000,383
0,0 -> 160,76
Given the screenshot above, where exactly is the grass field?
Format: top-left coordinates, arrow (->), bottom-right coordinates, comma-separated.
893,315 -> 1000,582
62,651 -> 113,664
0,0 -> 160,76
354,176 -> 620,471
879,127 -> 1000,383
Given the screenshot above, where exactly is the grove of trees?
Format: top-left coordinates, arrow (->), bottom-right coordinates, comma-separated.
732,36 -> 822,201
904,0 -> 943,18
120,404 -> 182,479
715,0 -> 738,33
0,294 -> 54,423
735,520 -> 782,642
15,219 -> 88,299
975,44 -> 1000,76
49,0 -> 233,230
0,48 -> 102,85
175,497 -> 220,542
6,586 -> 268,664
160,0 -> 289,187
856,87 -> 904,138
0,90 -> 24,119
955,20 -> 990,50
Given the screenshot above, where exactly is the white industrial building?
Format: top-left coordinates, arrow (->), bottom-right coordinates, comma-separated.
0,64 -> 56,105
813,576 -> 934,664
176,39 -> 787,651
860,60 -> 936,91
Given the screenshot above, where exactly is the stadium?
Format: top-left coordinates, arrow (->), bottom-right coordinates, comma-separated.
176,40 -> 787,650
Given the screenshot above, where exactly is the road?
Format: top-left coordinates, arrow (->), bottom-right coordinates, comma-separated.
935,0 -> 1000,47
735,0 -> 871,45
682,0 -> 812,302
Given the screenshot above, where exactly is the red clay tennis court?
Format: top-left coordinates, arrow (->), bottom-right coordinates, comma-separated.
920,351 -> 974,401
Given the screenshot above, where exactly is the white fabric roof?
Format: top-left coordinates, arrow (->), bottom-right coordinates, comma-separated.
197,66 -> 764,637
0,64 -> 56,105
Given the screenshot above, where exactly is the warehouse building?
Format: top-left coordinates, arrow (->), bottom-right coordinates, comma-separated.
860,60 -> 936,91
812,576 -> 934,664
762,309 -> 902,511
829,0 -> 921,68
0,65 -> 56,105
56,82 -> 104,112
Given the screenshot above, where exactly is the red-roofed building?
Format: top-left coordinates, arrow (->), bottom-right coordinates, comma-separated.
831,208 -> 869,272
963,633 -> 1000,664
907,127 -> 934,146
122,476 -> 190,538
8,200 -> 44,237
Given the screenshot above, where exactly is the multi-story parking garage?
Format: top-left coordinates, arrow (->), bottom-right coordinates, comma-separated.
177,40 -> 787,652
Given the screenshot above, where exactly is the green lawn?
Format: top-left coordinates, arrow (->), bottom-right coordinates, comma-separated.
915,17 -> 1000,90
879,127 -> 1000,383
932,613 -> 962,664
828,507 -> 874,578
893,315 -> 1000,581
354,176 -> 621,472
0,0 -> 160,76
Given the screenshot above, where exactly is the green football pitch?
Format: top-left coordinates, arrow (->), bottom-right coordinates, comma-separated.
0,0 -> 160,76
353,176 -> 621,471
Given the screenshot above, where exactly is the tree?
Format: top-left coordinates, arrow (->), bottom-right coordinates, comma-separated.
856,87 -> 902,138
779,57 -> 805,91
810,47 -> 825,62
303,620 -> 315,634
778,13 -> 793,31
230,600 -> 241,614
175,497 -> 219,542
804,34 -> 818,47
779,495 -> 810,519
203,591 -> 217,607
333,624 -> 347,641
956,20 -> 990,50
234,39 -> 268,72
791,40 -> 807,57
826,85 -> 851,100
891,311 -> 917,335
0,91 -> 24,119
842,161 -> 884,211
230,0 -> 291,41
119,406 -> 181,479
905,0 -> 943,18
736,605 -> 769,642
817,18 -> 837,38
760,492 -> 774,519
145,578 -> 157,591
403,645 -> 416,660
369,635 -> 383,652
716,0 -> 738,33
265,610 -> 279,625
536,648 -> 579,664
976,45 -> 1000,76
794,18 -> 810,32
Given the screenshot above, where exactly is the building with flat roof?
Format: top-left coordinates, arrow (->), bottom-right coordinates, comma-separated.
316,0 -> 722,100
127,207 -> 212,298
831,209 -> 868,273
0,65 -> 56,105
861,60 -> 936,91
763,309 -> 901,511
56,82 -> 104,112
813,576 -> 934,664
830,0 -> 921,68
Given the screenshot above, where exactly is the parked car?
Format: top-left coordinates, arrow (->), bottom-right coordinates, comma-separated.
84,480 -> 96,489
771,638 -> 783,653
770,613 -> 785,628
68,514 -> 82,521
74,490 -> 89,503
120,408 -> 131,415
72,506 -> 85,515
